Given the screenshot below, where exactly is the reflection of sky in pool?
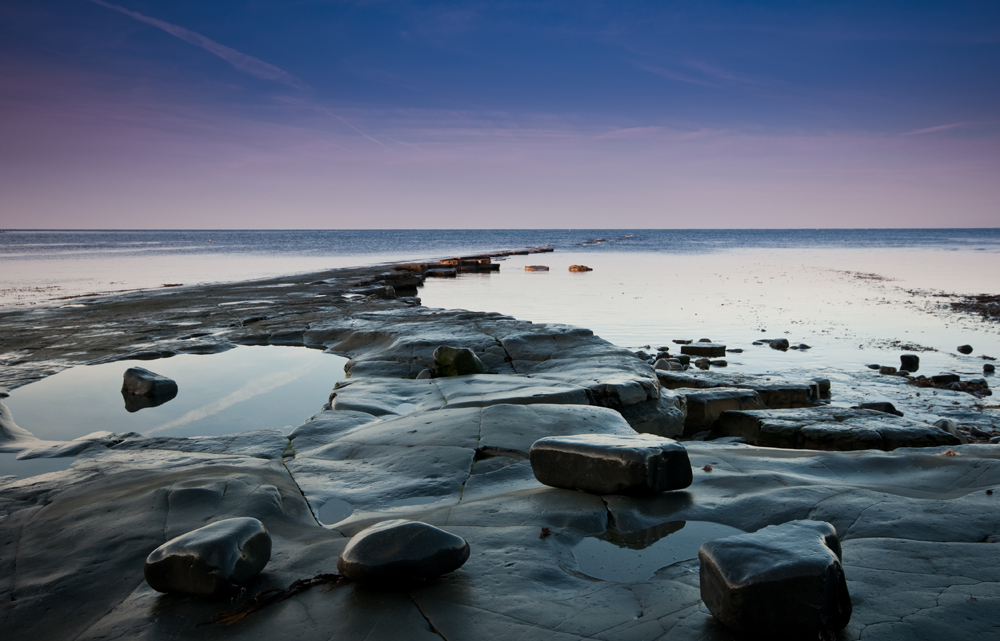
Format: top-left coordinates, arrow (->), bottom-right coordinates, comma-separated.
574,521 -> 745,582
5,346 -> 348,441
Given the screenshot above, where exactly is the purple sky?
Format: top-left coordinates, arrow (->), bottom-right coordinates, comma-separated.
1,1 -> 999,229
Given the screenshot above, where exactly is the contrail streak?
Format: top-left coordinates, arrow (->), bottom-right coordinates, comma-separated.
88,0 -> 309,90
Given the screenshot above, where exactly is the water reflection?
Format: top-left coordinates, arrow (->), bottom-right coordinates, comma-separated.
5,346 -> 349,440
122,387 -> 178,413
574,520 -> 744,582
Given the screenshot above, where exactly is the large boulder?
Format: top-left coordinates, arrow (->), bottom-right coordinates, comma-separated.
143,517 -> 271,598
674,388 -> 764,435
337,520 -> 470,589
431,346 -> 487,377
900,354 -> 920,372
529,433 -> 692,496
699,520 -> 851,639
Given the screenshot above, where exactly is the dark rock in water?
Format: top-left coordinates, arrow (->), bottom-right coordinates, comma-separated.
121,367 -> 178,412
694,358 -> 711,370
932,373 -> 960,385
144,518 -> 271,598
710,359 -> 728,367
415,368 -> 433,380
568,264 -> 593,272
859,402 -> 904,417
879,366 -> 897,376
672,339 -> 692,345
699,520 -> 851,639
726,348 -> 743,353
752,341 -> 765,346
798,344 -> 811,349
653,358 -> 683,371
529,433 -> 693,496
743,383 -> 819,409
866,364 -> 880,370
698,338 -> 713,343
431,346 -> 487,377
680,343 -> 726,357
958,345 -> 974,355
635,350 -> 651,361
337,520 -> 470,589
122,367 -> 177,397
524,265 -> 549,272
812,378 -> 832,399
656,371 -> 719,390
900,354 -> 920,372
986,364 -> 996,374
769,338 -> 789,350
675,354 -> 691,366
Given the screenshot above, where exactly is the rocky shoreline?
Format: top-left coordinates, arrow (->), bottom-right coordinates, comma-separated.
2,251 -> 999,640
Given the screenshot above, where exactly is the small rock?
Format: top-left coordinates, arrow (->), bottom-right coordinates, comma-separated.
752,341 -> 765,346
812,378 -> 832,399
879,366 -> 897,375
947,382 -> 964,391
699,520 -> 851,638
726,348 -> 743,353
415,368 -> 433,380
529,433 -> 693,496
866,364 -> 880,370
710,360 -> 728,367
144,518 -> 271,598
933,418 -> 959,436
798,344 -> 811,349
695,358 -> 711,370
672,339 -> 692,345
991,436 -> 1000,444
958,345 -> 973,355
698,338 -> 713,343
122,367 -> 177,398
681,343 -> 726,357
653,358 -> 683,371
858,402 -> 903,417
900,354 -> 920,372
769,338 -> 790,350
337,520 -> 470,589
969,426 -> 990,438
986,364 -> 996,374
931,373 -> 960,385
568,264 -> 593,272
635,350 -> 651,360
431,346 -> 486,377
524,265 -> 549,271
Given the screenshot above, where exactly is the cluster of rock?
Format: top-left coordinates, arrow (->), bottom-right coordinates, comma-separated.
867,356 -> 993,398
752,337 -> 811,350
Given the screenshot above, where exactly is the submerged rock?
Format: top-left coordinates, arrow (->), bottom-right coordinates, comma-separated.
769,338 -> 790,350
144,517 -> 271,598
900,354 -> 920,372
568,264 -> 593,272
337,520 -> 470,589
699,520 -> 851,639
431,346 -> 487,377
529,433 -> 693,496
985,364 -> 995,374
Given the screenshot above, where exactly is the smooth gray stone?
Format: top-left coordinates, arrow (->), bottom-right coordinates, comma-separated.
879,365 -> 898,375
143,517 -> 271,598
431,346 -> 487,377
934,417 -> 959,437
859,401 -> 904,417
680,343 -> 726,357
121,367 -> 178,398
619,393 -> 687,438
529,433 -> 693,496
337,520 -> 470,589
673,388 -> 764,435
900,354 -> 920,372
699,520 -> 851,638
769,338 -> 790,350
415,368 -> 433,379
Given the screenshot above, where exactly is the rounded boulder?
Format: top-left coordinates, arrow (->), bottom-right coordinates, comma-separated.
337,520 -> 470,589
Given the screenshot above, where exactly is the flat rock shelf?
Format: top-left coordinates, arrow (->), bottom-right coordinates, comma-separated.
1,255 -> 999,641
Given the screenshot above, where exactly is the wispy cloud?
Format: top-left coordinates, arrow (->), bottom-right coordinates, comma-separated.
88,0 -> 309,91
902,122 -> 972,136
634,62 -> 716,87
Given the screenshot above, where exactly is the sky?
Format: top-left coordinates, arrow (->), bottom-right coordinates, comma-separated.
1,1 -> 998,229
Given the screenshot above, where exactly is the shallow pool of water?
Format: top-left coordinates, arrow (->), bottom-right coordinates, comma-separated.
5,346 -> 349,441
574,520 -> 745,582
0,453 -> 74,482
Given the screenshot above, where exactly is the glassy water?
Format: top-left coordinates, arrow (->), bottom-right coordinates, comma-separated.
574,520 -> 745,582
4,346 -> 348,441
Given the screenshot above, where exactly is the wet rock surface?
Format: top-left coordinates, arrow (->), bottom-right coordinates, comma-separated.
680,343 -> 726,357
1,258 -> 999,640
529,433 -> 693,496
144,517 -> 272,598
699,520 -> 851,638
431,345 -> 487,377
337,520 -> 470,589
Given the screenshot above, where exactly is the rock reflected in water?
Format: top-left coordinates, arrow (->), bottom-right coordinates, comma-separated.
574,520 -> 744,582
